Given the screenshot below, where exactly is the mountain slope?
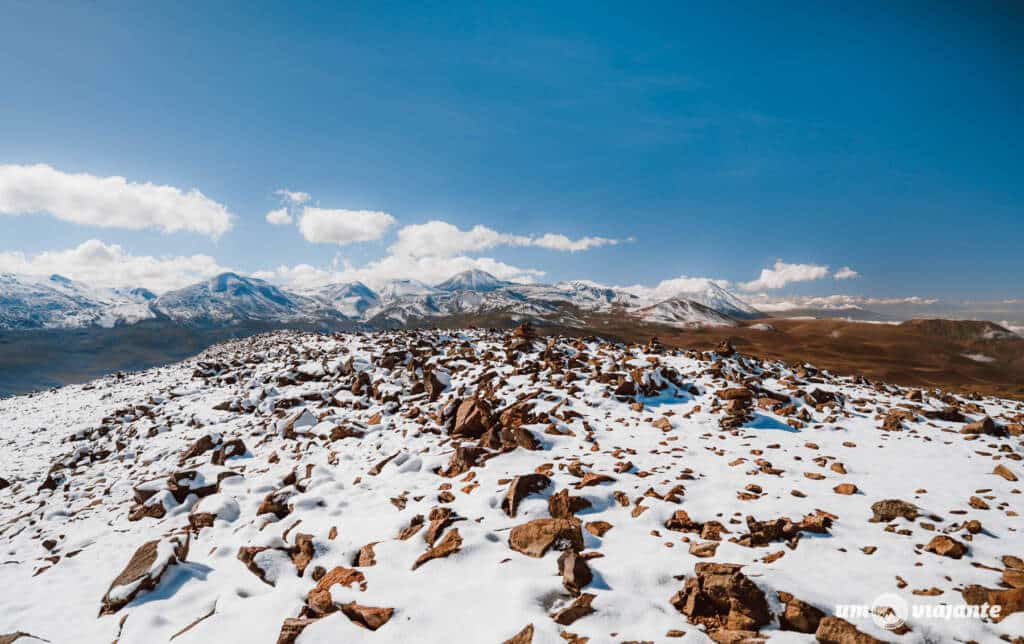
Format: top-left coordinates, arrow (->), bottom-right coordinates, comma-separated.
667,281 -> 761,319
0,273 -> 155,329
436,269 -> 510,292
632,296 -> 739,328
313,281 -> 380,318
153,273 -> 337,325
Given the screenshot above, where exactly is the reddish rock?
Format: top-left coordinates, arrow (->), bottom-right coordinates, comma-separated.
815,616 -> 886,643
551,593 -> 595,626
509,518 -> 584,558
558,550 -> 593,595
339,602 -> 394,630
502,624 -> 534,644
451,398 -> 492,438
962,585 -> 1024,622
548,489 -> 592,519
100,535 -> 188,615
412,528 -> 462,570
924,535 -> 967,559
777,591 -> 825,633
306,566 -> 367,615
502,474 -> 551,517
277,617 -> 320,644
669,562 -> 770,635
961,416 -> 1003,436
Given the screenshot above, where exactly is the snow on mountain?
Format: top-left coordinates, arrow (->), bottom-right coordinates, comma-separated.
0,273 -> 156,329
376,279 -> 441,300
436,269 -> 511,292
153,272 -> 335,324
312,281 -> 380,318
633,296 -> 739,328
664,281 -> 761,319
2,327 -> 1021,643
0,269 -> 761,331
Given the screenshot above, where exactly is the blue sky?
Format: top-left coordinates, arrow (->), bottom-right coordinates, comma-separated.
0,2 -> 1021,303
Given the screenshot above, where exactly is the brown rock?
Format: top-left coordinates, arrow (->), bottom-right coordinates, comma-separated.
669,562 -> 770,635
211,438 -> 247,465
277,617 -> 320,644
501,474 -> 551,517
412,528 -> 462,570
439,445 -> 484,478
306,566 -> 367,615
962,415 -> 1002,436
548,489 -> 592,519
558,550 -> 593,595
870,499 -> 918,522
777,591 -> 825,633
717,387 -> 753,401
585,521 -> 613,537
833,483 -> 858,495
356,542 -> 377,567
815,616 -> 886,643
100,536 -> 187,615
503,624 -> 534,644
962,585 -> 1024,622
924,535 -> 967,559
551,593 -> 595,625
451,398 -> 492,438
338,602 -> 394,630
994,464 -> 1018,482
509,518 -> 584,558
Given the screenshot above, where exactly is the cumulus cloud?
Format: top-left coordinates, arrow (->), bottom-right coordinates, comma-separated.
274,189 -> 310,204
265,208 -> 293,225
834,266 -> 859,280
739,260 -> 831,292
388,220 -> 625,258
0,164 -> 233,238
0,239 -> 230,292
298,207 -> 397,245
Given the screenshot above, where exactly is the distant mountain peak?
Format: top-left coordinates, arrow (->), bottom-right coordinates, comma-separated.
436,270 -> 509,292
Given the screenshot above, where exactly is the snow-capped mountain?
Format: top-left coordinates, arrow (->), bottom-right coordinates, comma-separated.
0,269 -> 763,330
376,279 -> 440,300
436,269 -> 510,292
152,273 -> 339,325
632,296 -> 739,328
312,281 -> 380,318
665,280 -> 761,319
0,273 -> 155,329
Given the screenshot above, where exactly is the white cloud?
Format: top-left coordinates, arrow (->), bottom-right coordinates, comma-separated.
274,189 -> 310,204
298,207 -> 397,245
834,266 -> 859,280
739,260 -> 831,292
256,254 -> 544,291
530,233 -> 625,252
388,220 -> 625,258
265,208 -> 293,225
0,164 -> 233,238
747,293 -> 939,312
0,239 -> 230,292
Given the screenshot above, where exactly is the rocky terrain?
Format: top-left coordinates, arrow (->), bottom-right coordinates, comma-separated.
1,325 -> 1022,643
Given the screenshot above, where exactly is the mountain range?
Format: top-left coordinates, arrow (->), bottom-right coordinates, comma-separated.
0,269 -> 763,331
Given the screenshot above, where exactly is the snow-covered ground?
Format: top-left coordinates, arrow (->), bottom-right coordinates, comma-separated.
1,328 -> 1021,643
